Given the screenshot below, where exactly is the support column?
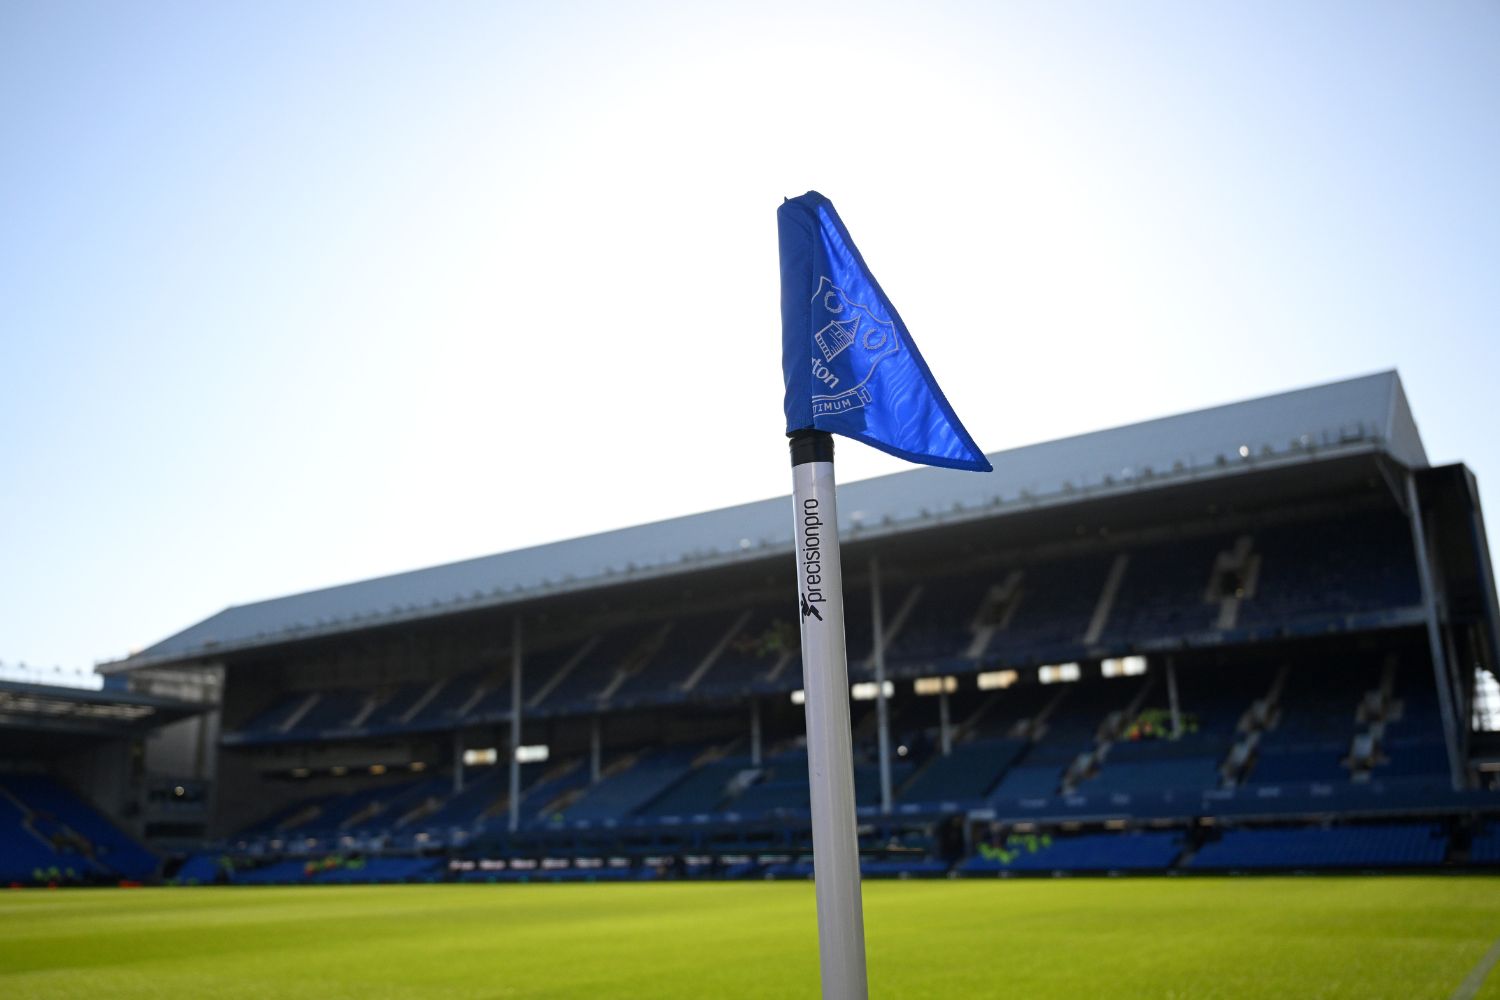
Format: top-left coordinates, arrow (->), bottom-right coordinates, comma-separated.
938,688 -> 952,756
452,729 -> 464,795
1166,656 -> 1182,738
509,616 -> 523,833
870,556 -> 892,816
750,697 -> 763,767
590,715 -> 602,784
1406,474 -> 1467,791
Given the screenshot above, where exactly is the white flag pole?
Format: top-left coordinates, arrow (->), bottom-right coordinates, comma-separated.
789,429 -> 869,1000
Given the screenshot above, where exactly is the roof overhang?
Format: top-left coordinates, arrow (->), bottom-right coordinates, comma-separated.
0,679 -> 208,748
106,371 -> 1428,673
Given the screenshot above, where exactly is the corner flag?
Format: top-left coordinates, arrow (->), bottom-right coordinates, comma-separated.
778,192 -> 991,1000
779,190 -> 992,473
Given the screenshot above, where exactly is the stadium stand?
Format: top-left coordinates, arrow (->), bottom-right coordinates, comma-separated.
21,371 -> 1486,884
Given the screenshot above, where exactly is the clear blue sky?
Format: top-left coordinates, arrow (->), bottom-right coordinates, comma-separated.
1,1 -> 1496,674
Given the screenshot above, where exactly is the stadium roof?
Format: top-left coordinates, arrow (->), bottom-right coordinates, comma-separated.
110,370 -> 1427,672
0,678 -> 206,742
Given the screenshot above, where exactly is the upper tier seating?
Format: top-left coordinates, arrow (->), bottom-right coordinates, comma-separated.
407,671 -> 490,729
364,681 -> 437,729
983,554 -> 1115,659
1236,511 -> 1421,627
692,609 -> 800,696
222,510 -> 1433,745
1099,535 -> 1228,644
537,626 -> 665,712
885,570 -> 996,664
293,689 -> 368,732
611,613 -> 742,702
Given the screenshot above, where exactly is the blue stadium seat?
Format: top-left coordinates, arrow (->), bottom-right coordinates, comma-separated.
0,775 -> 157,880
1190,823 -> 1447,869
963,830 -> 1183,873
900,739 -> 1026,806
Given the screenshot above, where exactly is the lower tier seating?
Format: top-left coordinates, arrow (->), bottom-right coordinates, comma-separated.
1189,823 -> 1447,869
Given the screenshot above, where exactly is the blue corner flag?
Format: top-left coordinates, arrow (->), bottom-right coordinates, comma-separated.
779,191 -> 992,473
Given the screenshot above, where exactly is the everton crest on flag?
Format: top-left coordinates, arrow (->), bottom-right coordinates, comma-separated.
779,191 -> 992,473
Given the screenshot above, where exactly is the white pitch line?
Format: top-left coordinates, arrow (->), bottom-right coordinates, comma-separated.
1450,932 -> 1500,1000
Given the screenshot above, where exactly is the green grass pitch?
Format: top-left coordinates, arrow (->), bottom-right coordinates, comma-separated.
2,878 -> 1498,998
